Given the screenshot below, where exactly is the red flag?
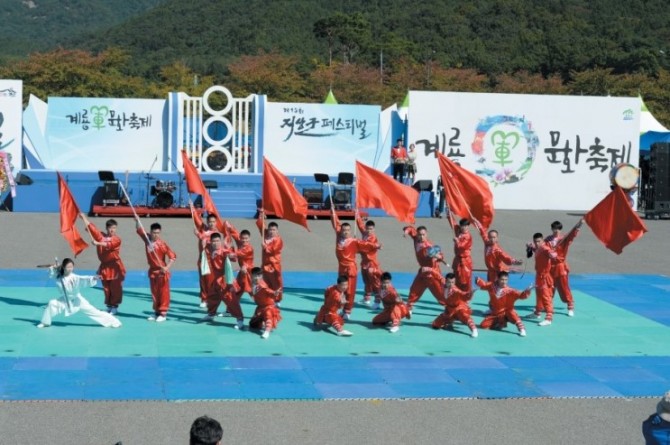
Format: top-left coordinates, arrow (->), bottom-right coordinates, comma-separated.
57,172 -> 88,256
355,161 -> 419,224
181,150 -> 226,234
437,153 -> 494,229
584,187 -> 647,254
262,157 -> 309,231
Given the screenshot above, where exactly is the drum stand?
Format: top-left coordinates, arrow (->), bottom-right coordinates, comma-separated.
144,156 -> 158,207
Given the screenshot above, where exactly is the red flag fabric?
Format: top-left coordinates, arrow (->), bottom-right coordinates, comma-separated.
181,150 -> 226,234
355,161 -> 419,224
57,172 -> 88,256
584,187 -> 647,254
437,153 -> 494,229
262,157 -> 309,231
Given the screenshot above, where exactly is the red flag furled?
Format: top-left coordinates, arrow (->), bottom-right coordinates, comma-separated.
262,157 -> 309,231
584,187 -> 647,254
181,150 -> 226,234
57,172 -> 88,256
355,161 -> 419,224
437,153 -> 494,229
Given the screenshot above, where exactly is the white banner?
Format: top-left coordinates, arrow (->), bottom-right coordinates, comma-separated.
0,80 -> 23,182
408,91 -> 640,210
45,97 -> 166,171
263,102 -> 380,175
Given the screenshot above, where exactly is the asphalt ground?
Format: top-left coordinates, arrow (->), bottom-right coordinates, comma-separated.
0,210 -> 667,444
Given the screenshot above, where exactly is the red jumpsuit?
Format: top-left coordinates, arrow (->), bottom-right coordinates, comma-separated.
194,226 -> 217,304
476,223 -> 518,283
137,229 -> 176,316
87,223 -> 125,308
476,277 -> 530,332
432,286 -> 476,332
547,228 -> 580,311
372,285 -> 410,328
332,216 -> 377,314
405,226 -> 445,309
356,216 -> 383,303
261,234 -> 284,301
228,223 -> 254,299
533,243 -> 557,320
314,284 -> 347,332
452,230 -> 473,292
206,244 -> 242,319
248,280 -> 281,331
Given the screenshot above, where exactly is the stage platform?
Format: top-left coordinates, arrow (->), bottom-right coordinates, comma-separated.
91,204 -> 198,217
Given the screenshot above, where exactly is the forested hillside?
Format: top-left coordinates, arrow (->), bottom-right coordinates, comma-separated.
2,0 -> 670,124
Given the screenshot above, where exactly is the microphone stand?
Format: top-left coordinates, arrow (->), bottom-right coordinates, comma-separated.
169,157 -> 184,208
145,155 -> 158,207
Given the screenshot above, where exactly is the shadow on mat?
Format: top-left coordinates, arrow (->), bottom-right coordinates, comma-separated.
0,295 -> 44,307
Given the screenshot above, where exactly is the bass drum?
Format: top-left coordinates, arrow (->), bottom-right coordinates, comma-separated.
154,191 -> 174,209
609,163 -> 639,191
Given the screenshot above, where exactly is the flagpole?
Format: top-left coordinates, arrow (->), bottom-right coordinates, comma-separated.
118,182 -> 162,265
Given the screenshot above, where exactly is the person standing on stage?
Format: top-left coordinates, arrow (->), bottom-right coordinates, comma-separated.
225,221 -> 254,303
80,213 -> 126,315
473,217 -> 523,283
452,218 -> 474,292
201,232 -> 243,329
356,216 -> 383,308
37,258 -> 121,329
261,221 -> 284,303
136,221 -> 176,322
193,213 -> 219,308
390,138 -> 408,183
527,232 -> 558,326
404,225 -> 447,311
546,219 -> 583,317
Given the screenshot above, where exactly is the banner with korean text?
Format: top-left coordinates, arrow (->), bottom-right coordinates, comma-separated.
408,91 -> 640,210
263,102 -> 380,175
0,80 -> 23,191
44,97 -> 167,170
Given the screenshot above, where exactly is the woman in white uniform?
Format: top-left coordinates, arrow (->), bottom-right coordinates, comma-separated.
37,258 -> 122,328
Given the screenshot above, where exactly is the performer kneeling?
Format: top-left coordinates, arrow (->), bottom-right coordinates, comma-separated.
314,275 -> 353,336
37,258 -> 121,328
248,267 -> 281,339
371,272 -> 410,333
432,273 -> 477,337
476,272 -> 533,337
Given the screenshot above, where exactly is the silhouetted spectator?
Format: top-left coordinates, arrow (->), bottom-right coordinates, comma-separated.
190,415 -> 223,445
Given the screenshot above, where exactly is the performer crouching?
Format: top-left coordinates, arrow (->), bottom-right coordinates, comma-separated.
371,272 -> 410,333
248,267 -> 282,339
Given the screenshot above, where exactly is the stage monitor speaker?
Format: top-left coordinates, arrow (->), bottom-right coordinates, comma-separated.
303,188 -> 323,205
332,188 -> 352,206
103,181 -> 120,206
337,172 -> 354,186
314,173 -> 330,183
650,142 -> 670,201
413,179 -> 433,192
98,171 -> 115,182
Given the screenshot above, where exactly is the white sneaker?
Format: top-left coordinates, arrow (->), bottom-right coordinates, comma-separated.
275,302 -> 281,308
389,326 -> 400,333
568,309 -> 574,317
261,330 -> 270,339
342,312 -> 350,321
235,319 -> 245,330
36,323 -> 48,328
199,301 -> 207,308
110,321 -> 122,328
471,328 -> 479,338
538,319 -> 552,326
147,316 -> 156,321
337,329 -> 353,336
201,314 -> 215,322
155,315 -> 167,323
360,297 -> 372,306
519,329 -> 527,337
217,312 -> 225,317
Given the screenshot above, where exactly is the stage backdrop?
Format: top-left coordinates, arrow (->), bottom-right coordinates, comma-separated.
263,102 -> 380,175
0,80 -> 23,176
44,97 -> 167,171
408,91 -> 640,211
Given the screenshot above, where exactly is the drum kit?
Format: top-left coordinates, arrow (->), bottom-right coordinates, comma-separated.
142,157 -> 186,209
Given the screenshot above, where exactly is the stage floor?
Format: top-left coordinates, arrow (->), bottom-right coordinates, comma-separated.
1,270 -> 668,401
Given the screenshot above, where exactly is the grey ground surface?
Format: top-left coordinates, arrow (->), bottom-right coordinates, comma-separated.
0,210 -> 666,444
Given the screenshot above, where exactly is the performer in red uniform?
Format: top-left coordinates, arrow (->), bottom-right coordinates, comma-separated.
546,219 -> 583,317
201,232 -> 244,329
473,218 -> 523,283
136,221 -> 176,322
261,221 -> 284,302
314,275 -> 353,336
248,267 -> 281,339
432,273 -> 477,337
225,221 -> 254,302
356,216 -> 383,307
390,138 -> 408,183
404,225 -> 446,311
476,272 -> 533,336
193,212 -> 219,308
371,272 -> 410,333
331,210 -> 378,319
80,213 -> 126,315
527,233 -> 558,326
452,218 -> 473,293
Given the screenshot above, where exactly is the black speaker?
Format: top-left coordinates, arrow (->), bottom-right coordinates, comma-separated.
332,188 -> 351,205
413,180 -> 433,192
650,143 -> 670,202
103,181 -> 120,200
302,188 -> 323,205
337,172 -> 354,185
